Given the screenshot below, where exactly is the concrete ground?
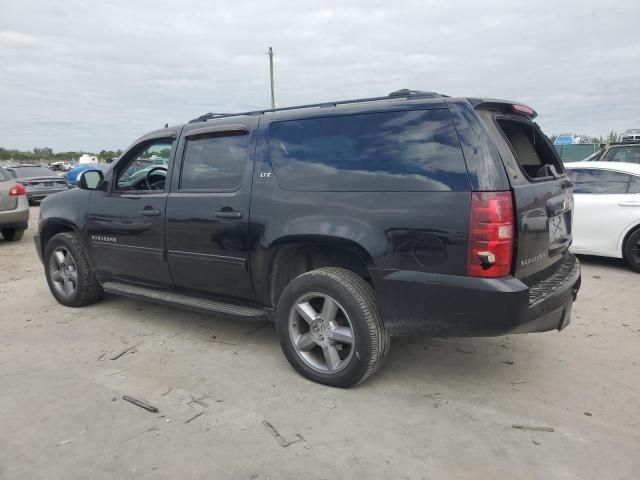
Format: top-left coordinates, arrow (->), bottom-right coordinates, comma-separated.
0,207 -> 638,480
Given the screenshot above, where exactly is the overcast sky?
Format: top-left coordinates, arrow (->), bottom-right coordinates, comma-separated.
1,0 -> 638,152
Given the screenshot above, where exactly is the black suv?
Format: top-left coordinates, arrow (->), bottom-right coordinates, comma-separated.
35,90 -> 581,387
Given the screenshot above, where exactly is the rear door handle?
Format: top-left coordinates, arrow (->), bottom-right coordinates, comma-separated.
139,209 -> 161,217
215,210 -> 242,219
618,201 -> 640,207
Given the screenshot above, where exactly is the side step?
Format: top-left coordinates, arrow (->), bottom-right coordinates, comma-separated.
102,282 -> 268,320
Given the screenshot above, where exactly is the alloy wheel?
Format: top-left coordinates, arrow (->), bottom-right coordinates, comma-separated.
288,292 -> 355,373
49,246 -> 78,298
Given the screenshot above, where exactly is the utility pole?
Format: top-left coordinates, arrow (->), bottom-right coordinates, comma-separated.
267,46 -> 275,109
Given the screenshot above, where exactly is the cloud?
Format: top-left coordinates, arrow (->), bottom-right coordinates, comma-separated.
0,0 -> 638,151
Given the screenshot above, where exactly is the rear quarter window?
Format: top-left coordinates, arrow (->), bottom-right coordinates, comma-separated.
0,167 -> 11,182
267,108 -> 469,192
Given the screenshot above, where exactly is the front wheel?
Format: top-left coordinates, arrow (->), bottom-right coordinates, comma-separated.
276,267 -> 389,388
624,228 -> 640,273
44,232 -> 103,307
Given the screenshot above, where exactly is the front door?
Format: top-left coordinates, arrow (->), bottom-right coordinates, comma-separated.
165,122 -> 256,300
87,133 -> 177,287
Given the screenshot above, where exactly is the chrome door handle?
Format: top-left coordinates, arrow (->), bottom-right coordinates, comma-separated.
215,210 -> 242,219
139,209 -> 161,216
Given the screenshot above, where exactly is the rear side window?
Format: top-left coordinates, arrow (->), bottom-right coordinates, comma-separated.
568,169 -> 630,194
497,119 -> 563,179
0,167 -> 11,181
267,109 -> 468,192
180,134 -> 248,191
603,146 -> 640,164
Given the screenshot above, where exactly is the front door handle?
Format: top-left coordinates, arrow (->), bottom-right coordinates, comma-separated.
215,209 -> 242,219
139,208 -> 161,217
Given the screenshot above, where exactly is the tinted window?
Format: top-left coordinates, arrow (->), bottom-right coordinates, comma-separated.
268,109 -> 468,192
180,134 -> 248,191
629,176 -> 640,194
568,169 -> 630,194
604,146 -> 640,163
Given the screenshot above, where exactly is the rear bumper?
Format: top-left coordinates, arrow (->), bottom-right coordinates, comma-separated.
372,254 -> 581,337
0,197 -> 29,229
26,187 -> 68,201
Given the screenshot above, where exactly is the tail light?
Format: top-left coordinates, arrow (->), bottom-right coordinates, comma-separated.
8,183 -> 26,196
467,191 -> 514,278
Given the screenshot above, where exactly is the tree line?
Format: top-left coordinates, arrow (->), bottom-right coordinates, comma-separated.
0,147 -> 122,163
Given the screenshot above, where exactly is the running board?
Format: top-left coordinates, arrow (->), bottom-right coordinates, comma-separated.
102,282 -> 268,320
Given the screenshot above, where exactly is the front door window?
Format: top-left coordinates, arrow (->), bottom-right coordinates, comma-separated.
116,141 -> 173,191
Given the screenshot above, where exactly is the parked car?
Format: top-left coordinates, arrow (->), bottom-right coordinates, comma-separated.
35,90 -> 581,387
583,141 -> 640,163
66,163 -> 106,188
566,161 -> 640,272
621,129 -> 640,142
50,161 -> 72,174
5,165 -> 68,203
0,165 -> 29,241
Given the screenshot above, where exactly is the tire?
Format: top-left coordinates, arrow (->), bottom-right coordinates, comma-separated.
1,228 -> 24,241
623,228 -> 640,273
275,267 -> 389,388
44,232 -> 103,307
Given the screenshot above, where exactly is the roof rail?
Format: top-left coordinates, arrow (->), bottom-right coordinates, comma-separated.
188,89 -> 445,123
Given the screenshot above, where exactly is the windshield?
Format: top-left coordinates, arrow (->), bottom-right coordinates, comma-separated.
9,166 -> 56,178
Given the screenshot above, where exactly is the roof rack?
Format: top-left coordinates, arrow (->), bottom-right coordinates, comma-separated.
188,89 -> 445,123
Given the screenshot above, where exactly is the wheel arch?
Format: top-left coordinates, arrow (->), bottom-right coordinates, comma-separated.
39,219 -> 80,259
261,235 -> 376,307
620,221 -> 640,259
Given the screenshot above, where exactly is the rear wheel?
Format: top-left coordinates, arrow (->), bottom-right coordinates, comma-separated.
623,228 -> 640,273
1,228 -> 24,241
44,232 -> 103,307
276,267 -> 389,388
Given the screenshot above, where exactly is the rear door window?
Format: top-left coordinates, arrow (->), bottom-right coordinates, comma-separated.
267,108 -> 468,192
180,133 -> 249,191
628,176 -> 640,194
568,169 -> 630,194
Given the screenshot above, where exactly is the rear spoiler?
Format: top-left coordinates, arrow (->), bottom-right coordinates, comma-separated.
467,98 -> 538,119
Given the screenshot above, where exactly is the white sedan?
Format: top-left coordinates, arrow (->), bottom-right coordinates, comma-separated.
565,161 -> 640,272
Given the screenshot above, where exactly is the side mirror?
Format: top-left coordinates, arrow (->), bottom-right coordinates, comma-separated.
77,170 -> 104,190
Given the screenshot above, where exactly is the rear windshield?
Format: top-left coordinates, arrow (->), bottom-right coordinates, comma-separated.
268,108 -> 469,192
8,166 -> 56,178
0,166 -> 11,182
603,145 -> 640,164
497,119 -> 563,179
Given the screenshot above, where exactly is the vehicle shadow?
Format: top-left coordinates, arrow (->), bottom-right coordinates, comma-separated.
575,254 -> 631,272
98,293 -> 540,386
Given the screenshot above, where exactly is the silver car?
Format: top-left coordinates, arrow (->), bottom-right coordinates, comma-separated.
0,165 -> 29,241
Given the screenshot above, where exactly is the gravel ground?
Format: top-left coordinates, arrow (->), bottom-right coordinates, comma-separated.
0,206 -> 639,480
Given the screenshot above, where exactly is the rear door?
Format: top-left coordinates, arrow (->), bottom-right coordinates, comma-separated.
165,121 -> 257,300
568,168 -> 638,255
478,109 -> 573,281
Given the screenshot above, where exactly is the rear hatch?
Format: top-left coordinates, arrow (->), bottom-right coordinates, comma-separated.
0,169 -> 18,212
475,104 -> 573,283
